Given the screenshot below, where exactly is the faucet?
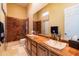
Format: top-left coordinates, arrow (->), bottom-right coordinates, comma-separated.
52,33 -> 61,41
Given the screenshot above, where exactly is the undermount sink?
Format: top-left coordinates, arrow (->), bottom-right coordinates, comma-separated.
44,39 -> 67,50
28,34 -> 36,36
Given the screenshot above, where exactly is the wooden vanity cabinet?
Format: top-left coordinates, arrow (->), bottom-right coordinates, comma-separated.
31,40 -> 37,56
37,44 -> 49,56
25,36 -> 59,56
25,35 -> 79,56
48,51 -> 59,56
27,37 -> 32,55
25,36 -> 58,56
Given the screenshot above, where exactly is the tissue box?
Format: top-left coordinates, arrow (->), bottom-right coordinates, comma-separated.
69,40 -> 79,50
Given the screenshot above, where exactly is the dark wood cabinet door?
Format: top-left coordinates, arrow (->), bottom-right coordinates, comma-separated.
31,40 -> 37,56
33,21 -> 41,34
31,45 -> 37,56
33,21 -> 37,32
37,21 -> 41,34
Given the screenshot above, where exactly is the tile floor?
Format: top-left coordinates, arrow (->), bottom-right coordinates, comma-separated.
0,41 -> 28,56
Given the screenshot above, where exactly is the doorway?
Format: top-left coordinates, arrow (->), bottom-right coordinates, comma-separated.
42,20 -> 49,35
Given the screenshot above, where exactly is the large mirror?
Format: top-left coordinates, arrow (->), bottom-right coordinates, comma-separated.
64,4 -> 79,41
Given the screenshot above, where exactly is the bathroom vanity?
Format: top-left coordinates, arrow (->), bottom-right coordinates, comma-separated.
25,34 -> 79,56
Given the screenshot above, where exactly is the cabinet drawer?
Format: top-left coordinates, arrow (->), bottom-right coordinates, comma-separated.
32,44 -> 37,53
49,51 -> 59,56
37,44 -> 48,56
38,44 -> 47,51
31,40 -> 37,46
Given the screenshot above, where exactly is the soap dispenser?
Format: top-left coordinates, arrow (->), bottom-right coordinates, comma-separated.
64,33 -> 69,41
